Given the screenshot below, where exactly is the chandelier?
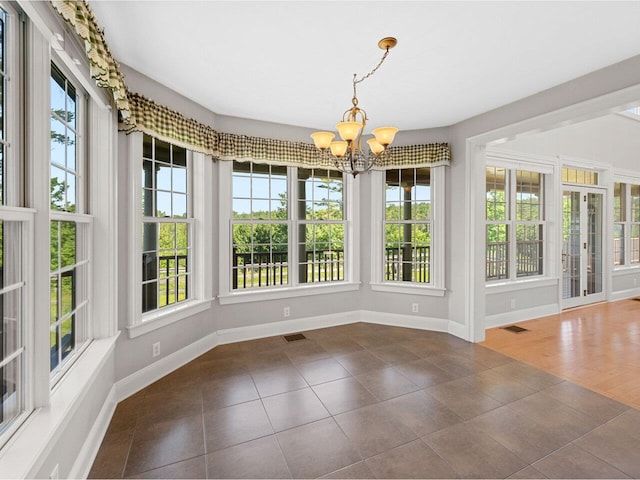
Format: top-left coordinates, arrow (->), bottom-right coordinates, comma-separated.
311,37 -> 399,177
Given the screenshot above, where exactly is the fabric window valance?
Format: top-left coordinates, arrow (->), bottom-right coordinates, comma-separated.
51,0 -> 131,122
125,91 -> 218,156
217,133 -> 450,168
379,143 -> 451,169
123,94 -> 452,168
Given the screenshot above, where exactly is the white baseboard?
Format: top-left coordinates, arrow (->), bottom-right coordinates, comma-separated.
447,320 -> 469,340
115,331 -> 219,402
610,287 -> 640,302
485,304 -> 560,329
359,310 -> 449,333
69,385 -> 117,479
217,311 -> 361,345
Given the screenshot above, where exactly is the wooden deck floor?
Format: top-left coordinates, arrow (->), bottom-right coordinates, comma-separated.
481,298 -> 640,410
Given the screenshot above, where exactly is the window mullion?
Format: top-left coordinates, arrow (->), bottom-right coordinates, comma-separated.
509,169 -> 517,280
289,166 -> 298,287
628,184 -> 635,265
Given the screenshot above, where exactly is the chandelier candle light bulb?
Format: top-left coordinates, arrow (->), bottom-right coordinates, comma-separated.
311,37 -> 399,177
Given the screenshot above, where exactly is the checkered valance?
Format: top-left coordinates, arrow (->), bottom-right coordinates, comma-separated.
124,91 -> 218,156
51,0 -> 131,122
216,133 -> 337,168
378,143 -> 451,168
216,134 -> 450,168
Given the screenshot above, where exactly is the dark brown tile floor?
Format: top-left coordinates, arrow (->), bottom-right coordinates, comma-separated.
89,322 -> 640,479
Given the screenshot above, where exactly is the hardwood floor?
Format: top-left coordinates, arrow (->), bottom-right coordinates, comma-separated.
481,298 -> 640,410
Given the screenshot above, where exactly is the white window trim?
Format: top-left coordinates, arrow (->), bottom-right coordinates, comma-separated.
485,276 -> 559,293
613,170 -> 640,271
484,152 -> 557,288
127,132 -> 213,339
0,207 -> 35,448
48,59 -> 94,384
218,161 -> 359,302
369,166 -> 446,295
48,212 -> 93,386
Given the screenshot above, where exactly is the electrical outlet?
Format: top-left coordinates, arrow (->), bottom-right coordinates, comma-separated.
152,342 -> 160,357
510,299 -> 516,309
412,303 -> 419,313
284,306 -> 290,318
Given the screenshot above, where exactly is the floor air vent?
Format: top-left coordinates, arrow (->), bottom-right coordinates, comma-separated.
283,333 -> 307,342
502,325 -> 529,334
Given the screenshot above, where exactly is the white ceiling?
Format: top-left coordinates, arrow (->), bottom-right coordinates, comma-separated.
89,1 -> 640,132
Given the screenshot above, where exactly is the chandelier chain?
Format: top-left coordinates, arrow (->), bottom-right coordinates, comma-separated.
352,48 -> 391,99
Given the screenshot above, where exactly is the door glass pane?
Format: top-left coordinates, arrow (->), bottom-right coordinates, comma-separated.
562,191 -> 581,300
587,193 -> 603,295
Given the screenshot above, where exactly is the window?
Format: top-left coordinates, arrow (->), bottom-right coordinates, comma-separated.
613,182 -> 640,266
368,165 -> 444,295
223,161 -> 352,299
562,167 -> 598,186
49,64 -> 90,376
232,162 -> 288,289
1,3 -> 31,443
0,8 -> 5,206
298,168 -> 345,283
129,132 -> 210,336
383,168 -> 431,283
0,219 -> 25,439
486,166 -> 544,281
141,134 -> 191,312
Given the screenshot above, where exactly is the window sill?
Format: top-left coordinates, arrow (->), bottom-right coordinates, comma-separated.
218,282 -> 361,305
0,335 -> 118,478
613,265 -> 640,275
369,283 -> 446,297
127,298 -> 214,338
486,277 -> 558,293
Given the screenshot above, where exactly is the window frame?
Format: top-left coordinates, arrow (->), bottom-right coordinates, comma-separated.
141,135 -> 192,313
297,167 -> 347,285
0,3 -> 34,446
486,167 -> 546,282
48,60 -> 93,383
369,166 -> 446,297
127,131 -> 212,338
218,160 -> 359,304
0,207 -> 35,448
484,153 -> 555,288
613,176 -> 640,269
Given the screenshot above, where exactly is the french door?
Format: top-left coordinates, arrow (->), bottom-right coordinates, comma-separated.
562,188 -> 606,308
